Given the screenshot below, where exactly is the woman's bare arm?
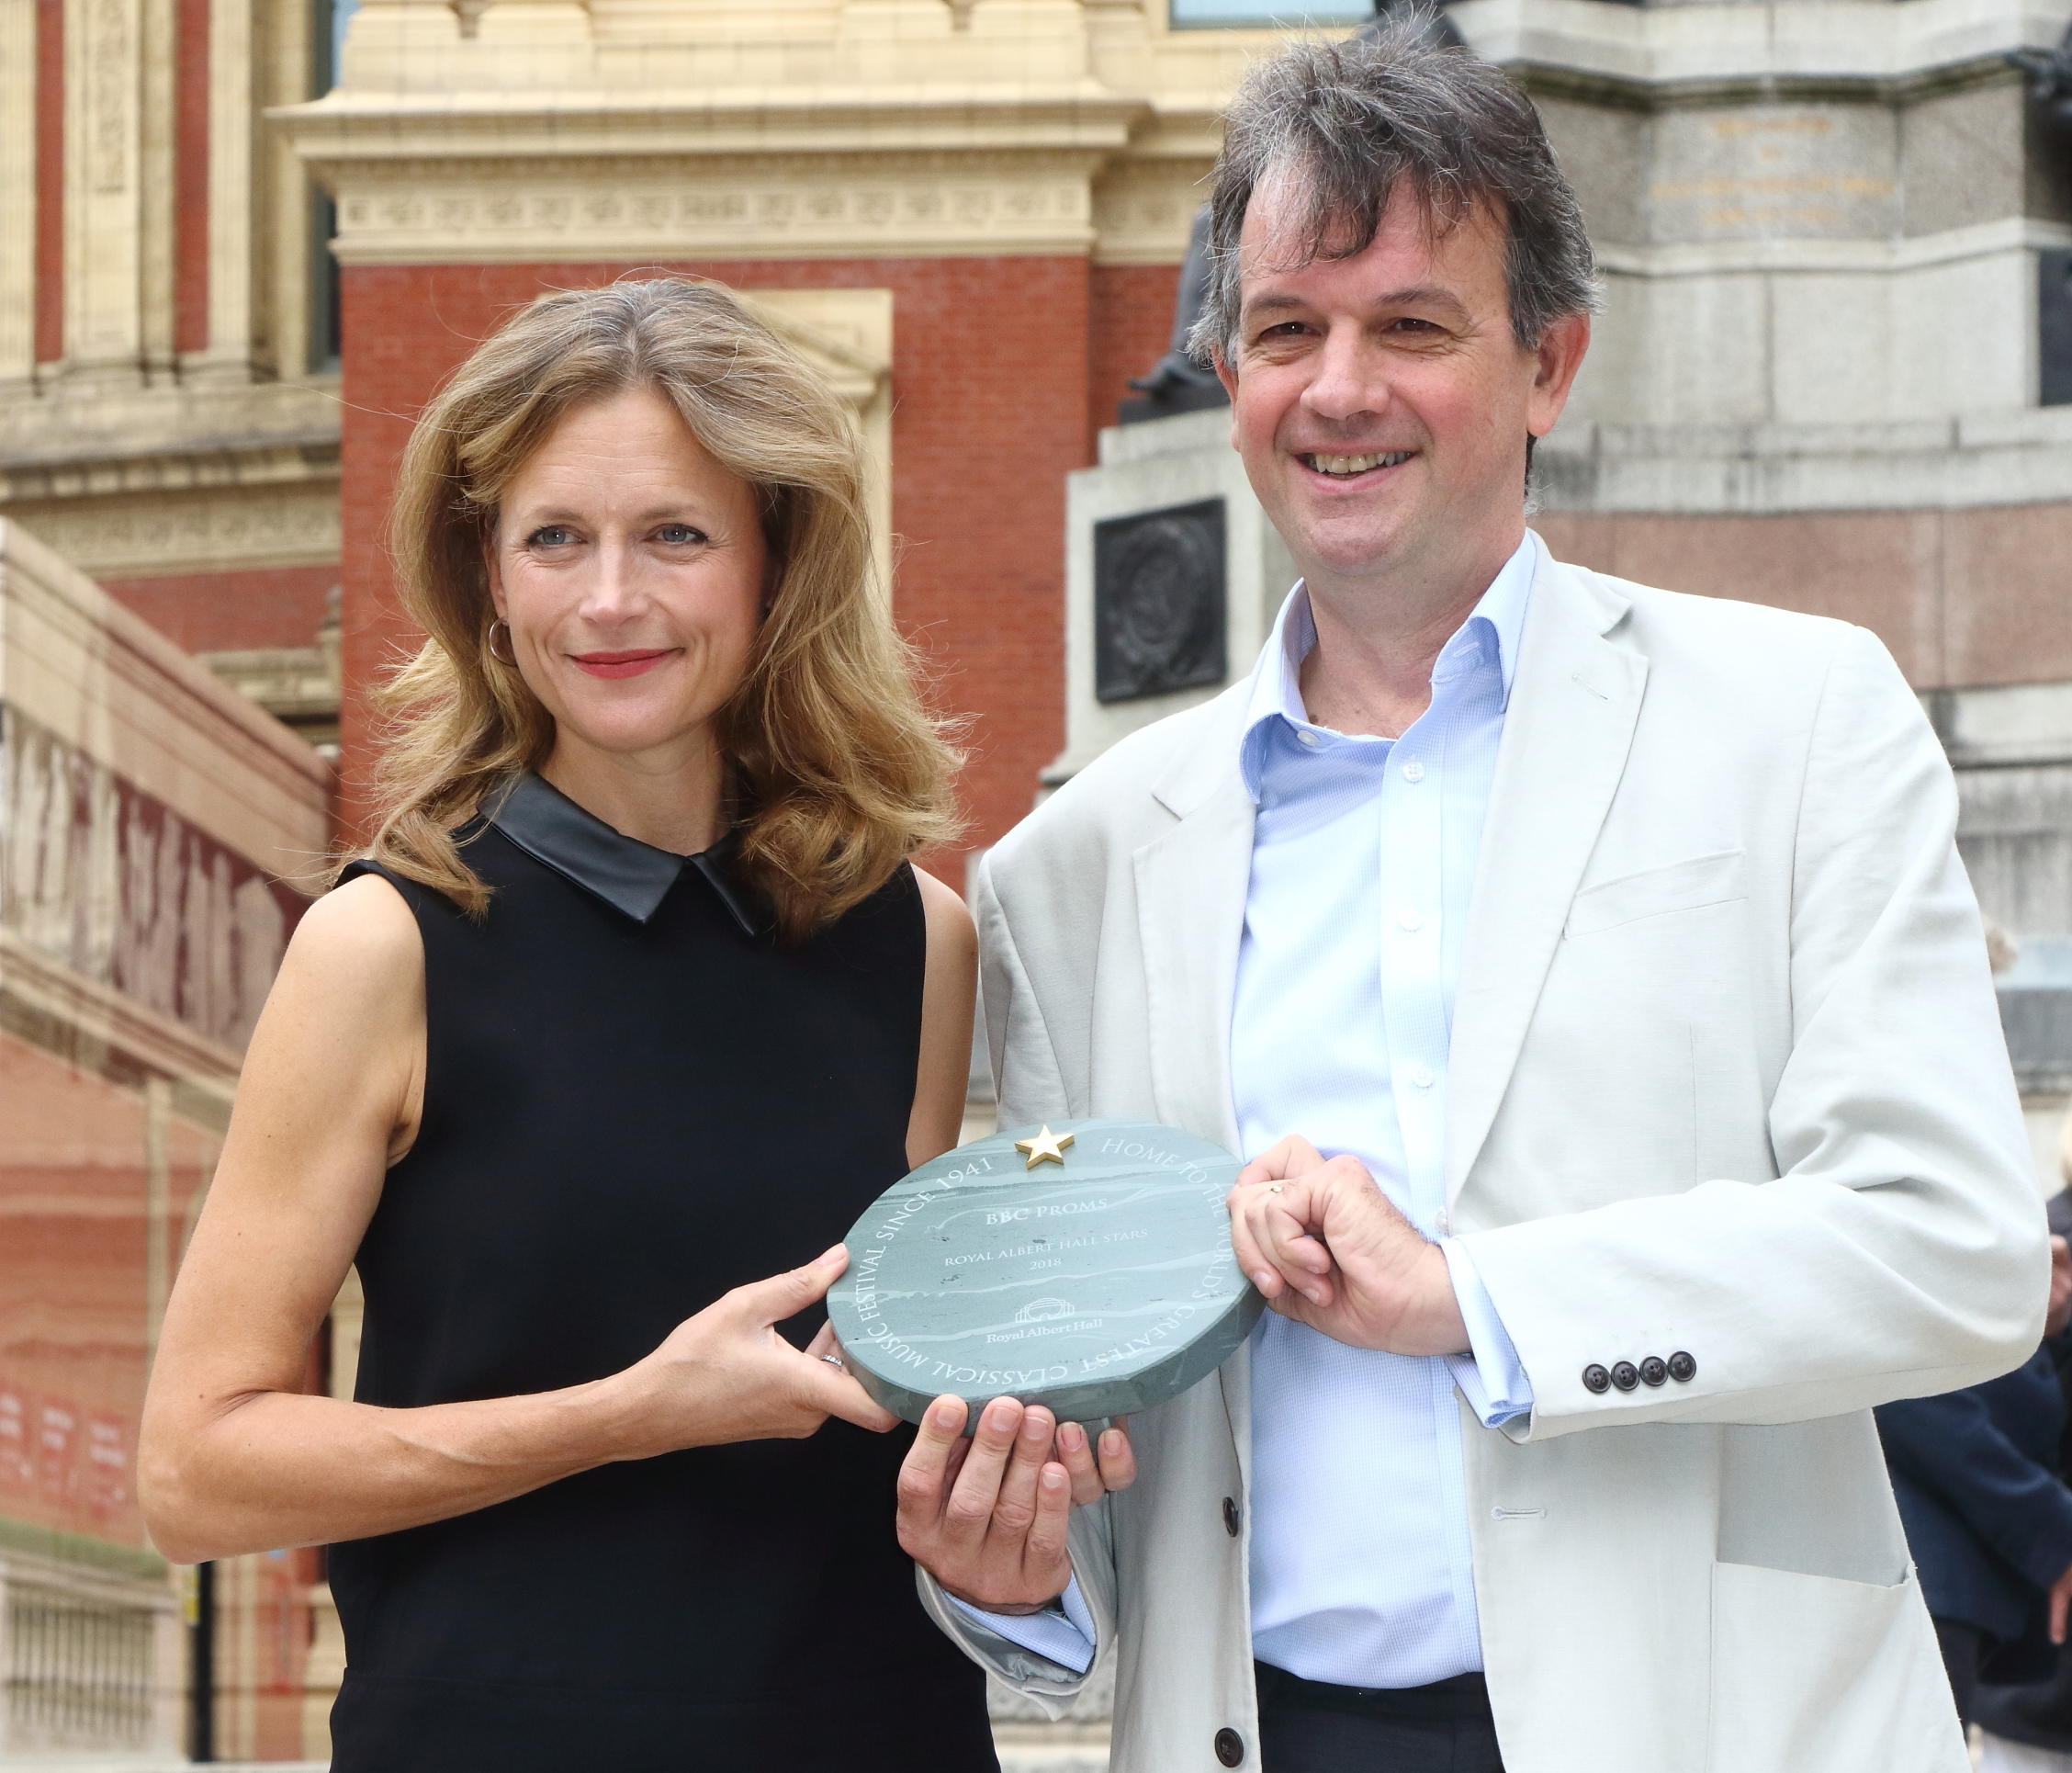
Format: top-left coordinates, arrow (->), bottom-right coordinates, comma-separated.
140,874 -> 888,1564
906,866 -> 979,1169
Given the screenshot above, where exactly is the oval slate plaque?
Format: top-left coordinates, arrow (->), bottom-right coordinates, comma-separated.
828,1117 -> 1262,1427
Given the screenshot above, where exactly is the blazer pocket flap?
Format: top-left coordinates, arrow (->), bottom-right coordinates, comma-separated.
1565,849 -> 1747,939
1707,1561 -> 1961,1771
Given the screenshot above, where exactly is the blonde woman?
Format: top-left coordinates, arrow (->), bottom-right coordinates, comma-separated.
138,280 -> 1017,1771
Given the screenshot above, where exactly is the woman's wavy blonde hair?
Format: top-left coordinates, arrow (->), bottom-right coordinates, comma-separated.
353,277 -> 962,943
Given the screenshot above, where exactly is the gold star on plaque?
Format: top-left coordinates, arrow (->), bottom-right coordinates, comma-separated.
1015,1124 -> 1075,1170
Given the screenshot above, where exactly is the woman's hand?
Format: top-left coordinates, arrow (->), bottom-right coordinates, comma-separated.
610,1246 -> 897,1455
895,1394 -> 1135,1613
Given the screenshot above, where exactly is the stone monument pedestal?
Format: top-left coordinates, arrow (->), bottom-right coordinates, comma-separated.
1052,410 -> 1291,790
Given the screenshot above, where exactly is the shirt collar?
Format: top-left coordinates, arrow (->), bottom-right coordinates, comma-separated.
485,770 -> 765,935
1239,533 -> 1539,802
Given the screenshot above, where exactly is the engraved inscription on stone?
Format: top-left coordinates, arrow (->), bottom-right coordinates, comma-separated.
1647,108 -> 1897,243
1093,500 -> 1228,704
827,1119 -> 1261,1427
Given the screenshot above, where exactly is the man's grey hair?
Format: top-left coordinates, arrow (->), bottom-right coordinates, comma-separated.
1188,19 -> 1601,366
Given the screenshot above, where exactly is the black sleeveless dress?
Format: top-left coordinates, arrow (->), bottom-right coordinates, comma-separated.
328,773 -> 995,1773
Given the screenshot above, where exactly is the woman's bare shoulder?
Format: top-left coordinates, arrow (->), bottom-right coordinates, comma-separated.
911,864 -> 974,938
273,871 -> 424,1011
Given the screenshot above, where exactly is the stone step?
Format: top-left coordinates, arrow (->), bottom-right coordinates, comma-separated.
0,1728 -> 1111,1770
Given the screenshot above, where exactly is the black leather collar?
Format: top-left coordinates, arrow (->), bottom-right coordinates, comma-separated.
485,771 -> 764,935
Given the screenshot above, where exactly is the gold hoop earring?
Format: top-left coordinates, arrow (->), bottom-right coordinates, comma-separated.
488,619 -> 516,665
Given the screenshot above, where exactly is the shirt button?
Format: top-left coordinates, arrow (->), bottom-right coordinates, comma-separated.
1402,758 -> 1425,783
1296,730 -> 1320,749
1222,1496 -> 1241,1538
1407,1065 -> 1435,1090
1639,1356 -> 1668,1387
1215,1728 -> 1246,1767
1668,1351 -> 1697,1383
1396,909 -> 1424,932
1611,1361 -> 1640,1393
1582,1364 -> 1612,1394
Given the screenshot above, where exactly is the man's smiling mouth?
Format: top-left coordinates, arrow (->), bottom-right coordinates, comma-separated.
1301,450 -> 1413,479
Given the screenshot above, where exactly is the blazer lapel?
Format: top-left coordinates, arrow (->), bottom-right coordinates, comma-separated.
1447,555 -> 1648,1206
1132,684 -> 1256,1155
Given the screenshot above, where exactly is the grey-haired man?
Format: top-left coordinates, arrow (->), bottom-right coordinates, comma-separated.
890,28 -> 2043,1773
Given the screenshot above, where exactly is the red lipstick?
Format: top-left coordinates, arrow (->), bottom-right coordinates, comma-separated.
570,649 -> 675,680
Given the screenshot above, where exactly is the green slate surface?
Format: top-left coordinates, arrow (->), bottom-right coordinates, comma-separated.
828,1118 -> 1262,1427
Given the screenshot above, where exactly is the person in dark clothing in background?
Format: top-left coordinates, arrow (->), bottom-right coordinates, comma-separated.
1877,1208 -> 2072,1726
1975,1183 -> 2072,1772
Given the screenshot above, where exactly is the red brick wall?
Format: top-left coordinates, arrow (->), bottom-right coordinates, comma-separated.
101,561 -> 338,656
339,257 -> 1104,881
34,0 -> 62,363
173,0 -> 211,357
1089,263 -> 1185,436
1535,503 -> 2072,692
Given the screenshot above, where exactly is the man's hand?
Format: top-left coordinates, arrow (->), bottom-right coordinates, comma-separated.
2051,1556 -> 2072,1643
1228,1136 -> 1469,1357
895,1394 -> 1135,1614
2047,1235 -> 2071,1339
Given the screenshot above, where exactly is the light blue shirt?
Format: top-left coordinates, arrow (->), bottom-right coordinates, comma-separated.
957,537 -> 1539,1681
1237,536 -> 1535,1686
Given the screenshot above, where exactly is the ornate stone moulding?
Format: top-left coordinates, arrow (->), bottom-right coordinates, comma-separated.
1458,0 -> 2061,99
0,521 -> 330,1087
0,382 -> 342,481
1534,409 -> 2072,516
315,152 -> 1110,264
3,483 -> 343,578
276,80 -> 1216,265
278,85 -> 1150,160
0,442 -> 339,508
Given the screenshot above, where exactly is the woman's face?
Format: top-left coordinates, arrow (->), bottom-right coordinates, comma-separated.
487,384 -> 769,768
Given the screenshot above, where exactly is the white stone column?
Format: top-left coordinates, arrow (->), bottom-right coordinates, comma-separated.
0,0 -> 37,394
151,1584 -> 186,1755
136,0 -> 176,382
258,0 -> 321,381
61,0 -> 147,385
192,0 -> 255,383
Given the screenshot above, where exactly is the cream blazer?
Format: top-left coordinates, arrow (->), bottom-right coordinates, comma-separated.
917,546 -> 2049,1773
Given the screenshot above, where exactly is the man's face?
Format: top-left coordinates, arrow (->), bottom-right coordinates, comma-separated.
1218,175 -> 1588,597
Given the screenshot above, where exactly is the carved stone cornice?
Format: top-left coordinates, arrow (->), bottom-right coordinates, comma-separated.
280,84 -> 1151,162
1510,50 -> 2032,115
268,0 -> 1307,269
199,644 -> 343,728
0,378 -> 342,488
3,480 -> 343,576
1093,156 -> 1211,265
0,440 -> 338,507
1454,0 -> 2072,96
314,148 -> 1115,264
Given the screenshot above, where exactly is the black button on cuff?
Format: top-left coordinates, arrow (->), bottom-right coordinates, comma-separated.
1668,1350 -> 1696,1383
1639,1356 -> 1668,1387
1222,1496 -> 1241,1539
1610,1361 -> 1640,1393
1215,1726 -> 1245,1767
1582,1363 -> 1612,1394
